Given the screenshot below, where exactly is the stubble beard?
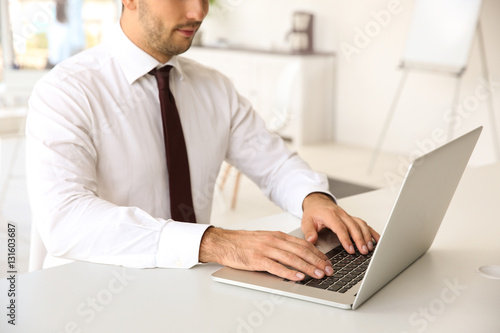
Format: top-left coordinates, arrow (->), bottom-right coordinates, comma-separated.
138,1 -> 195,58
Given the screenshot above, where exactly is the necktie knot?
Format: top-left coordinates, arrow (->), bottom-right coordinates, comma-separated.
150,65 -> 173,91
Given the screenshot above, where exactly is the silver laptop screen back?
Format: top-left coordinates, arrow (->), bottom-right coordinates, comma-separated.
353,127 -> 482,309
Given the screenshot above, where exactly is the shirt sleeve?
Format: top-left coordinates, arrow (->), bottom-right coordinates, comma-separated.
224,85 -> 335,218
26,76 -> 208,269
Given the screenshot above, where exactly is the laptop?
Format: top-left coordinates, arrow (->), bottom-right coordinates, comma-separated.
212,126 -> 482,309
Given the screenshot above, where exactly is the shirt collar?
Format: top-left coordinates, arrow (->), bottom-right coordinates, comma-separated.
105,22 -> 185,85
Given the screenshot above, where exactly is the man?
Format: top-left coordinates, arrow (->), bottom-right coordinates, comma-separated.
26,0 -> 379,282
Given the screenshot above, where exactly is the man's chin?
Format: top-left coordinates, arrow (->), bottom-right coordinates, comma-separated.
162,40 -> 193,57
174,35 -> 196,53
176,41 -> 193,55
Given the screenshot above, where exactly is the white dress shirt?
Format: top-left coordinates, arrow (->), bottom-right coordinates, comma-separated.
26,23 -> 331,269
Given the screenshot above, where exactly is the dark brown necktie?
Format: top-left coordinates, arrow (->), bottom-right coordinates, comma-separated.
150,66 -> 197,223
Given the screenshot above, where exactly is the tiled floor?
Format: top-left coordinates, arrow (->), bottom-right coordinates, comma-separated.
0,135 -> 401,279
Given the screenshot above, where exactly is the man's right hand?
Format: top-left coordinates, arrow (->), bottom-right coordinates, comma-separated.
199,227 -> 334,281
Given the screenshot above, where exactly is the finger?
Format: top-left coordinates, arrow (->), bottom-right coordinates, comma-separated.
328,209 -> 372,255
347,221 -> 370,254
268,245 -> 329,279
361,223 -> 377,251
324,211 -> 356,254
349,217 -> 381,252
369,226 -> 381,247
284,234 -> 329,262
347,219 -> 374,255
263,258 -> 306,281
347,217 -> 373,254
331,222 -> 355,254
301,217 -> 319,244
273,235 -> 333,277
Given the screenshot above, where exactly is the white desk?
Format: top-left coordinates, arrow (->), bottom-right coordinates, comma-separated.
1,164 -> 499,332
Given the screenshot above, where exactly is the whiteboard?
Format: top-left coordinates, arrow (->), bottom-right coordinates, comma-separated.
401,0 -> 483,74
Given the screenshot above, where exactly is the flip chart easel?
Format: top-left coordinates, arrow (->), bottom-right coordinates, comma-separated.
368,0 -> 499,172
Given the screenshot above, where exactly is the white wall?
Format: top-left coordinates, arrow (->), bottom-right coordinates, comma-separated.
202,0 -> 500,166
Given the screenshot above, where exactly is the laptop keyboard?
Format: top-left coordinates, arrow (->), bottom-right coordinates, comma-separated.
287,244 -> 376,294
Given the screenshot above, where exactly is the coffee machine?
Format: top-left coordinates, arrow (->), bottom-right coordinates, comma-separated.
287,11 -> 314,53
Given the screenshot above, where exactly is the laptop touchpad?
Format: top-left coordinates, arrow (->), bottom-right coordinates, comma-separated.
289,227 -> 341,253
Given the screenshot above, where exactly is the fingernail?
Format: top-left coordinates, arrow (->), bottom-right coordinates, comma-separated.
325,266 -> 334,275
362,245 -> 368,254
349,245 -> 354,253
368,241 -> 374,251
315,269 -> 324,278
296,272 -> 305,280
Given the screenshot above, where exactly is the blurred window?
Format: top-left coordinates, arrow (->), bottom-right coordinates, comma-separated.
5,0 -> 120,70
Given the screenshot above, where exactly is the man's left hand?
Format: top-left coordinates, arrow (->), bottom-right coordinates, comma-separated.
301,193 -> 380,255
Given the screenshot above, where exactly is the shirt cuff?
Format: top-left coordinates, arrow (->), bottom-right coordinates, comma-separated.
156,221 -> 212,268
304,191 -> 337,206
